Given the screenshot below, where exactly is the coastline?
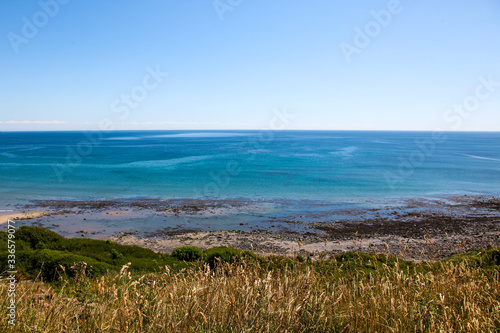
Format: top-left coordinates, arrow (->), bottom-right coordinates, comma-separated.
3,194 -> 498,260
0,212 -> 55,225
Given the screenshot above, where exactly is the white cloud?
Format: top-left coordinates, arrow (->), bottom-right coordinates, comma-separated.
120,121 -> 222,125
0,120 -> 67,124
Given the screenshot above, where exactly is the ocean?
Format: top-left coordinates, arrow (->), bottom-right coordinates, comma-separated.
0,130 -> 499,208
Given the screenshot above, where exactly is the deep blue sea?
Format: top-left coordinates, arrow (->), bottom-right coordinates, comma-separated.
1,130 -> 499,209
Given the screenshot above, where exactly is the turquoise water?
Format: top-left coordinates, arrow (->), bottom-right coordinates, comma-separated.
0,130 -> 499,207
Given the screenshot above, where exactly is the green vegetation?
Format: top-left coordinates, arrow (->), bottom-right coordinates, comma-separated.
0,226 -> 499,332
448,248 -> 500,271
0,226 -> 191,281
203,246 -> 256,268
171,246 -> 203,261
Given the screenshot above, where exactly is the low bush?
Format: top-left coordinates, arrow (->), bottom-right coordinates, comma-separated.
171,246 -> 203,261
204,247 -> 256,268
23,249 -> 113,281
448,248 -> 500,272
16,226 -> 63,249
0,227 -> 192,281
111,248 -> 124,260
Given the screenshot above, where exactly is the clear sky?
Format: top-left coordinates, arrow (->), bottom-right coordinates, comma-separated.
1,0 -> 499,131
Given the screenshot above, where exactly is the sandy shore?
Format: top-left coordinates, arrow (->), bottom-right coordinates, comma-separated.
106,211 -> 127,215
0,212 -> 54,225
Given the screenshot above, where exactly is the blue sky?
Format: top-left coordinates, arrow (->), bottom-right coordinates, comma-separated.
1,0 -> 499,131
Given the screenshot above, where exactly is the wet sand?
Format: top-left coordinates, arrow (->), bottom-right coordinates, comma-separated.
15,195 -> 500,260
0,212 -> 54,225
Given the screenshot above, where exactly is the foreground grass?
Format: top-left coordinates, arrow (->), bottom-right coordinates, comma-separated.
1,227 -> 500,332
1,251 -> 499,332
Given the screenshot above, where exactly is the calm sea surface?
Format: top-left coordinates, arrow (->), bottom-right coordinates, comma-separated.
1,130 -> 499,209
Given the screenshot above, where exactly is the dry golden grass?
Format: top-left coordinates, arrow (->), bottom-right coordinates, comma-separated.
1,252 -> 500,332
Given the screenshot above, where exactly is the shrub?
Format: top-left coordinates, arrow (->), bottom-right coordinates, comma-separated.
171,246 -> 203,262
0,227 -> 195,280
448,248 -> 500,272
25,249 -> 113,281
36,242 -> 47,250
204,247 -> 256,268
16,226 -> 64,249
111,248 -> 124,260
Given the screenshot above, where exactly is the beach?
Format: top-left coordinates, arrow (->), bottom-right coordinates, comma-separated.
0,212 -> 55,225
3,194 -> 499,260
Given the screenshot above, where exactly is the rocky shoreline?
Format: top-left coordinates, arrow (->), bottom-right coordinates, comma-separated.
10,195 -> 498,260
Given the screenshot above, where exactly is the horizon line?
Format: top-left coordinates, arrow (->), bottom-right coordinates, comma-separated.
1,129 -> 500,133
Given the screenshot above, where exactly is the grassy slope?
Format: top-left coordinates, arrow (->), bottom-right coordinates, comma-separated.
0,227 -> 499,332
0,226 -> 194,281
